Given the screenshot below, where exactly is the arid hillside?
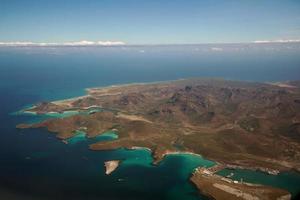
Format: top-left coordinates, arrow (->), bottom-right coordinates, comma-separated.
18,78 -> 300,171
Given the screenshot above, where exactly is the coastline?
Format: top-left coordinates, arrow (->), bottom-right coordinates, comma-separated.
41,77 -> 221,107
19,78 -> 297,113
16,77 -> 300,199
190,166 -> 291,200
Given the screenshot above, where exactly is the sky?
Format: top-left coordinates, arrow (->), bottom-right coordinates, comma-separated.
0,0 -> 300,44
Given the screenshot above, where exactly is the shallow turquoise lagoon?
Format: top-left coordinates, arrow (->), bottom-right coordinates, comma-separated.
65,130 -> 87,145
65,130 -> 119,145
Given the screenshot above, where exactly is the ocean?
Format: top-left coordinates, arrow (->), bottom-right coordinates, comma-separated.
0,44 -> 300,200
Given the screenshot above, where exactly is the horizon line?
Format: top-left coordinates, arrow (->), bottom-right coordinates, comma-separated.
0,39 -> 300,47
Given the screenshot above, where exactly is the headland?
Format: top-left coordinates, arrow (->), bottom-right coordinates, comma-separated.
17,78 -> 300,199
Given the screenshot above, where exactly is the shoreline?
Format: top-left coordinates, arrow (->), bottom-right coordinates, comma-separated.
190,166 -> 291,200
33,77 -> 231,107
16,77 -> 300,198
17,122 -> 299,198
18,78 -> 298,114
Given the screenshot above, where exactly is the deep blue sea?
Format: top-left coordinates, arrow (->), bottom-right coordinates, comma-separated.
0,44 -> 300,200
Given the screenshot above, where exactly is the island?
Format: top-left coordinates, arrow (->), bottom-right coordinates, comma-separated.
17,78 -> 300,199
104,160 -> 120,175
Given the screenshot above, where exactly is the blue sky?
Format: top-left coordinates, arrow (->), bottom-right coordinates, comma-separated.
0,0 -> 300,44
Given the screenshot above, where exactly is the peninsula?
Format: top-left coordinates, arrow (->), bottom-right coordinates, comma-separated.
17,78 -> 300,199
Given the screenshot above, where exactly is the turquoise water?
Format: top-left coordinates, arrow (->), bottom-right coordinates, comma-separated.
65,130 -> 119,145
37,125 -> 215,200
11,108 -> 80,124
65,131 -> 87,145
107,148 -> 154,167
12,107 -> 104,125
162,154 -> 215,200
217,168 -> 300,197
104,149 -> 214,200
44,110 -> 80,118
59,111 -> 300,199
94,130 -> 119,141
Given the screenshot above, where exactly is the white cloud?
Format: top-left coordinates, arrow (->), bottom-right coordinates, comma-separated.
0,40 -> 126,46
63,40 -> 95,46
96,41 -> 125,46
0,41 -> 35,46
210,47 -> 223,51
253,39 -> 300,43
